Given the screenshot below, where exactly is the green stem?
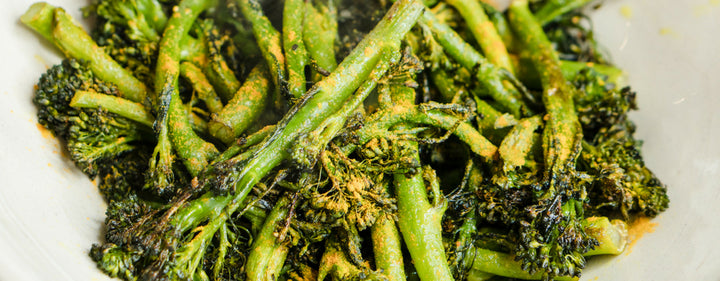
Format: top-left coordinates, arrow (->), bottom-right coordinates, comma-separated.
371,182 -> 405,281
508,0 -> 581,174
212,222 -> 231,279
245,196 -> 291,281
380,82 -> 454,281
283,0 -> 309,99
470,248 -> 576,280
238,0 -> 287,103
21,3 -> 149,103
469,216 -> 626,280
200,20 -> 242,101
208,64 -> 271,144
429,68 -> 507,143
180,62 -> 224,114
394,145 -> 453,281
358,105 -> 498,161
511,55 -> 627,89
446,0 -> 515,75
155,0 -> 219,176
498,115 -> 542,170
534,0 -> 594,26
584,216 -> 628,256
212,125 -> 276,164
419,8 -> 527,117
70,90 -> 154,127
303,0 -> 339,75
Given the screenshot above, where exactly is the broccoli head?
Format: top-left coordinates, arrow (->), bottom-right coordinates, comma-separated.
580,126 -> 670,219
34,59 -> 153,178
573,67 -> 637,140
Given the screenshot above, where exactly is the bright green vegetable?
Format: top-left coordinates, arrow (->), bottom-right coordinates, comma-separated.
23,0 -> 669,280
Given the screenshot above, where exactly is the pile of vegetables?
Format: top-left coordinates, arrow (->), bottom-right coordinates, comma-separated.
22,0 -> 669,280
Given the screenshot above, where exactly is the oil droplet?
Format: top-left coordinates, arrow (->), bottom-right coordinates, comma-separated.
620,5 -> 633,19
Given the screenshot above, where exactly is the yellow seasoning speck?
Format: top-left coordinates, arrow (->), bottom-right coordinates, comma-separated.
620,5 -> 633,19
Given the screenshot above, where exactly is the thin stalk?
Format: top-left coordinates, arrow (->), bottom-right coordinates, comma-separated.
155,0 -> 219,176
446,0 -> 515,75
283,0 -> 309,99
238,0 -> 287,103
180,62 -> 224,114
381,82 -> 453,281
419,8 -> 527,117
245,196 -> 291,281
21,3 -> 149,103
371,182 -> 405,281
70,90 -> 155,127
208,64 -> 271,145
303,0 -> 338,75
201,20 -> 242,101
511,55 -> 627,89
470,248 -> 576,280
211,124 -> 276,164
356,105 -> 498,161
429,68 -> 507,143
534,0 -> 595,26
508,0 -> 581,175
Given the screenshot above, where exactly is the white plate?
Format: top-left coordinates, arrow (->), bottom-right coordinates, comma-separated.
0,0 -> 718,280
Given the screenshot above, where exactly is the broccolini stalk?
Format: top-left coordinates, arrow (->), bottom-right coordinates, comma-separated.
469,248 -> 577,281
154,0 -> 219,177
429,68 -> 508,143
245,196 -> 291,281
137,0 -> 168,33
70,90 -> 155,127
508,0 -> 581,179
238,0 -> 287,102
208,64 -> 271,145
446,0 -> 515,75
395,145 -> 453,280
178,22 -> 242,102
212,124 -> 276,164
303,0 -> 339,75
200,20 -> 243,101
283,0 -> 309,98
584,217 -> 628,256
534,0 -> 595,26
468,216 -> 627,280
498,115 -> 542,171
180,62 -> 224,114
21,3 -> 149,103
371,182 -> 405,281
353,104 -> 498,161
418,8 -> 528,117
378,82 -> 453,281
483,2 -> 517,53
511,55 -> 627,90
